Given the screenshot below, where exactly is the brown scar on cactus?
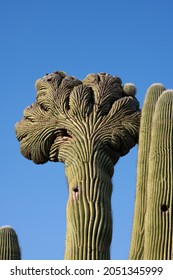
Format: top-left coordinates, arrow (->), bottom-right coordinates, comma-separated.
161,204 -> 169,212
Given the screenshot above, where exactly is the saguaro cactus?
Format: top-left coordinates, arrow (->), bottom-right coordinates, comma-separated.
0,226 -> 21,260
130,86 -> 173,260
129,84 -> 165,259
144,90 -> 173,259
15,71 -> 140,259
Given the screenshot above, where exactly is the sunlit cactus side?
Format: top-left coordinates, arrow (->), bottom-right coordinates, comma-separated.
15,71 -> 140,260
0,226 -> 21,260
144,90 -> 173,260
129,84 -> 165,260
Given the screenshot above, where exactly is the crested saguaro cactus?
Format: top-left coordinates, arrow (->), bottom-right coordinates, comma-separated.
15,71 -> 140,260
0,226 -> 21,260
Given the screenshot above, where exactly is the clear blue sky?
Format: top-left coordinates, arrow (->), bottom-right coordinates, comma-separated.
1,0 -> 173,260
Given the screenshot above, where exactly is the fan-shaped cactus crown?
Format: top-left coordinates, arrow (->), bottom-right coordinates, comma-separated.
16,71 -> 140,165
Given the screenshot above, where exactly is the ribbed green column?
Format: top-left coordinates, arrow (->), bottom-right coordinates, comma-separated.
0,226 -> 21,260
144,90 -> 173,259
129,84 -> 165,259
64,144 -> 113,259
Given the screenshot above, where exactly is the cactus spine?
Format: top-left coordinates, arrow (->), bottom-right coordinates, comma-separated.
129,84 -> 165,259
144,90 -> 173,259
0,226 -> 21,260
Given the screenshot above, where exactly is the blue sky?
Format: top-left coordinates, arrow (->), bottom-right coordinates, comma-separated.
1,0 -> 173,260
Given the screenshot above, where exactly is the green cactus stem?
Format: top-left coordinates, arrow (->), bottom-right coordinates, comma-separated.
129,84 -> 165,259
144,90 -> 173,259
0,226 -> 21,260
15,71 -> 140,259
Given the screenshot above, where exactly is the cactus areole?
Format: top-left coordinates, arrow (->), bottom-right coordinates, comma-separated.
15,71 -> 140,259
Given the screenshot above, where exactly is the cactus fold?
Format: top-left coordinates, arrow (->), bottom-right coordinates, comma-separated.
15,71 -> 140,259
0,226 -> 21,260
129,84 -> 165,259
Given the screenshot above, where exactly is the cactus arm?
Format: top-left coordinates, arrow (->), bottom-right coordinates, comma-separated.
129,84 -> 165,259
144,90 -> 173,259
0,226 -> 21,260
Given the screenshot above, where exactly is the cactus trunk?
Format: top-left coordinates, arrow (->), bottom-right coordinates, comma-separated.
144,90 -> 173,259
129,84 -> 165,259
65,155 -> 113,259
62,120 -> 114,259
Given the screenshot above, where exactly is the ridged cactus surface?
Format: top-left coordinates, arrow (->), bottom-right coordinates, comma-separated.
129,84 -> 165,259
130,85 -> 173,260
144,90 -> 173,259
0,226 -> 21,260
15,71 -> 140,259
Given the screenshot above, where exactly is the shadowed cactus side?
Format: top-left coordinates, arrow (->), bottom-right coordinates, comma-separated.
15,71 -> 140,260
144,90 -> 173,259
129,84 -> 165,259
0,226 -> 21,260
